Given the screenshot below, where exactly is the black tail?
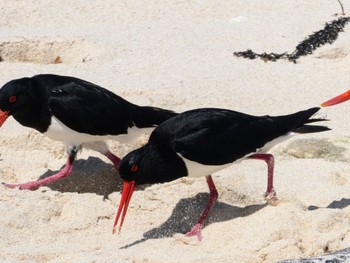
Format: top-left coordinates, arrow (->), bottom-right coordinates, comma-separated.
294,123 -> 330,133
266,107 -> 330,136
132,106 -> 178,128
291,107 -> 330,134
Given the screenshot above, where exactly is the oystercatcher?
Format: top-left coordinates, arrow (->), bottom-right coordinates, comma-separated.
0,74 -> 177,190
321,90 -> 350,107
113,107 -> 330,240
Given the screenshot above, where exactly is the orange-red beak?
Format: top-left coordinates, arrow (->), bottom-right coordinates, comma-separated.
112,180 -> 137,235
0,110 -> 9,127
321,90 -> 350,107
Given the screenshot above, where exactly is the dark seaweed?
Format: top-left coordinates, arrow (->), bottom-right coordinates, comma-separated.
233,16 -> 350,63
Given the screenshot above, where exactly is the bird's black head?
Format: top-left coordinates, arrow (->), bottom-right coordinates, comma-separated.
119,145 -> 156,185
0,78 -> 32,112
0,77 -> 49,129
119,138 -> 187,186
0,77 -> 38,125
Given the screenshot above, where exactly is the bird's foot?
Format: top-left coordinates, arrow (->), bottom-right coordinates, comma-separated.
2,181 -> 40,191
185,223 -> 202,241
264,189 -> 278,205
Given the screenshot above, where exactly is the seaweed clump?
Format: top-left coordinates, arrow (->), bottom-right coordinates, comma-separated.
233,16 -> 350,63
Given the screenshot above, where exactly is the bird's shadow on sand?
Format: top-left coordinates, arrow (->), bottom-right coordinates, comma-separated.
308,198 -> 350,211
120,193 -> 267,249
38,157 -> 123,199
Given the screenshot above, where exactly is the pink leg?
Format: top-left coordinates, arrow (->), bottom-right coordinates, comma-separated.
185,175 -> 218,241
248,153 -> 276,199
3,147 -> 78,191
3,157 -> 74,191
104,151 -> 121,170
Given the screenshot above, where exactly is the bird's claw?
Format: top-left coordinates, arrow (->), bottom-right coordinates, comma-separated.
265,189 -> 278,205
185,223 -> 202,241
3,182 -> 39,191
4,183 -> 17,189
264,189 -> 277,199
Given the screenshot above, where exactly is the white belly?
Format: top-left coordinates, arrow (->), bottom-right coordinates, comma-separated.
177,153 -> 232,178
44,116 -> 154,146
256,132 -> 294,153
177,132 -> 295,178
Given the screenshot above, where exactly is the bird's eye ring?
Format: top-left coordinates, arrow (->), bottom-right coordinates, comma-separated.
9,96 -> 17,103
131,165 -> 139,172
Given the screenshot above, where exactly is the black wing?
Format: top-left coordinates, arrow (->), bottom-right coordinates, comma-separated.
48,82 -> 134,135
168,108 -> 323,165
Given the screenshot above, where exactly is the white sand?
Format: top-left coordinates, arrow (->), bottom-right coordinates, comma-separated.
0,1 -> 350,262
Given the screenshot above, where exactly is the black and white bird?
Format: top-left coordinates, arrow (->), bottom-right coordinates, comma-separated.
0,74 -> 177,190
113,107 -> 330,241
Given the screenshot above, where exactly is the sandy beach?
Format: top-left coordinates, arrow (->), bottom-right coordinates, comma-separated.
0,1 -> 350,262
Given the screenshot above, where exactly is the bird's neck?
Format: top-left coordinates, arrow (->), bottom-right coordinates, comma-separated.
143,140 -> 188,184
13,97 -> 51,133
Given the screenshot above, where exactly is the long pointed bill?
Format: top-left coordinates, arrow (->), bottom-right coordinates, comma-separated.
321,90 -> 350,107
0,110 -> 9,127
112,180 -> 136,235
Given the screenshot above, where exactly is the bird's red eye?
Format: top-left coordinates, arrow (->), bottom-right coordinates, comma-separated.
9,96 -> 17,103
131,165 -> 138,172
